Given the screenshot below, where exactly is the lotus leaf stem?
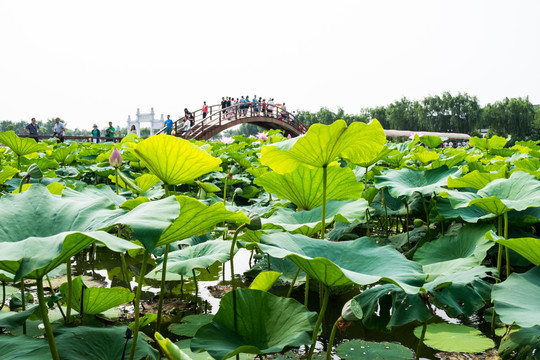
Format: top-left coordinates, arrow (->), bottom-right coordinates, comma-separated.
365,208 -> 371,237
37,278 -> 60,360
0,280 -> 5,311
497,215 -> 503,281
320,165 -> 327,240
326,317 -> 341,360
155,243 -> 170,333
18,173 -> 29,194
66,261 -> 73,323
192,268 -> 198,310
307,286 -> 330,360
129,250 -> 150,360
20,279 -> 26,334
420,193 -> 430,229
120,252 -> 132,291
504,212 -> 510,279
80,283 -> 85,325
230,223 -> 246,333
46,274 -> 66,322
416,322 -> 427,360
382,190 -> 389,236
304,274 -> 310,307
115,168 -> 119,194
287,267 -> 301,298
404,200 -> 410,247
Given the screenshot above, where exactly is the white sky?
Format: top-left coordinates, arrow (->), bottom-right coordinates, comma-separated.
1,0 -> 539,130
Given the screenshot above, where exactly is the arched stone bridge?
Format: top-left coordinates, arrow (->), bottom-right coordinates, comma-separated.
155,103 -> 306,140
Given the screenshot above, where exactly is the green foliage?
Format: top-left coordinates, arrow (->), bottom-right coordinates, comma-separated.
414,323 -> 495,353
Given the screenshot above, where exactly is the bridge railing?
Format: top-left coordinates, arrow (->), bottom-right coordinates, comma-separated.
155,102 -> 307,138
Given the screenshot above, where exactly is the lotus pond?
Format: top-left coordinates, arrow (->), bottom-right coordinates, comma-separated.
0,121 -> 539,360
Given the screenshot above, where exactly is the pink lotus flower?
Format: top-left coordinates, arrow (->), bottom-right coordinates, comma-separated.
109,147 -> 122,168
256,132 -> 268,141
287,134 -> 292,139
409,132 -> 425,140
220,136 -> 234,144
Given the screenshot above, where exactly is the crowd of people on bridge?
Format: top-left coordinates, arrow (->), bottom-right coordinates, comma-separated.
218,96 -> 290,121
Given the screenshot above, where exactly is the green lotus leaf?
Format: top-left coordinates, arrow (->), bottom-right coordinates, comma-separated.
157,196 -> 249,248
492,266 -> 540,327
335,339 -> 414,360
349,283 -> 433,328
375,166 -> 462,197
120,196 -> 150,211
254,164 -> 363,210
370,188 -> 423,217
249,271 -> 281,291
0,306 -> 38,328
0,185 -> 181,279
254,232 -> 424,293
134,135 -> 222,185
0,335 -> 51,360
260,119 -> 386,173
419,135 -> 443,149
447,168 -> 506,190
176,339 -> 255,360
53,326 -> 159,360
134,173 -> 162,194
414,224 -> 495,276
152,240 -> 233,278
411,146 -> 439,164
0,131 -> 46,157
414,323 -> 494,353
169,314 -> 214,337
191,289 -> 317,360
513,157 -> 540,178
0,166 -> 18,185
498,326 -> 540,360
196,181 -> 221,193
59,276 -> 134,315
355,145 -> 398,168
261,199 -> 370,237
486,231 -> 540,266
470,135 -> 507,150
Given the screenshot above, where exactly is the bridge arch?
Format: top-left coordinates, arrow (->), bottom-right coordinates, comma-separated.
155,103 -> 306,140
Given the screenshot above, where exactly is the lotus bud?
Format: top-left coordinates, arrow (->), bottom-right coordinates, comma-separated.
234,187 -> 244,196
27,163 -> 43,179
109,147 -> 122,168
229,166 -> 239,175
246,212 -> 262,231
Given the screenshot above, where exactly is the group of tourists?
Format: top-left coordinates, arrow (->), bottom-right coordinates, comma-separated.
219,96 -> 289,121
90,122 -> 117,143
163,109 -> 194,136
24,117 -> 65,142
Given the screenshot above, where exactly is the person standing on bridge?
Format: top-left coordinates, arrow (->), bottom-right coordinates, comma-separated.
24,117 -> 40,141
91,124 -> 101,143
268,98 -> 275,117
245,95 -> 251,116
226,97 -> 232,119
221,97 -> 227,117
202,101 -> 208,119
105,121 -> 116,141
165,115 -> 173,135
53,117 -> 65,142
252,95 -> 259,116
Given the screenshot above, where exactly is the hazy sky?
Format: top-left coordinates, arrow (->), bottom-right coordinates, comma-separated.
1,0 -> 539,130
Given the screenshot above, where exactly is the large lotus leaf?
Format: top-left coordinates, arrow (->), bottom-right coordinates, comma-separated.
429,278 -> 491,318
254,232 -> 424,293
0,184 -> 179,253
0,131 -> 46,157
451,171 -> 540,215
254,164 -> 363,210
0,335 -> 51,360
191,289 -> 317,360
157,196 -> 249,248
447,168 -> 506,190
0,306 -> 38,328
59,276 -> 134,315
411,146 -> 439,164
260,119 -> 386,173
419,135 -> 443,149
152,240 -> 233,277
498,326 -> 540,360
486,231 -> 540,266
413,224 -> 495,275
0,166 -> 19,184
169,314 -> 214,337
53,326 -> 159,360
470,135 -> 507,150
370,188 -> 424,217
436,197 -> 495,223
335,340 -> 414,360
0,230 -> 138,280
492,266 -> 540,327
176,339 -> 255,360
134,135 -> 222,185
349,284 -> 433,328
261,199 -> 370,237
414,323 -> 494,353
375,166 -> 462,197
134,173 -> 162,194
355,145 -> 398,168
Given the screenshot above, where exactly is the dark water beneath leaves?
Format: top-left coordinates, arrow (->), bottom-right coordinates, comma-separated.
71,246 -> 495,360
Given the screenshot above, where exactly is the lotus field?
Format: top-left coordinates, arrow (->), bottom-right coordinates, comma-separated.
0,120 -> 539,360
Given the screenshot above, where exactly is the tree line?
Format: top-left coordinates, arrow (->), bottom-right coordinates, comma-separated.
296,92 -> 539,142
